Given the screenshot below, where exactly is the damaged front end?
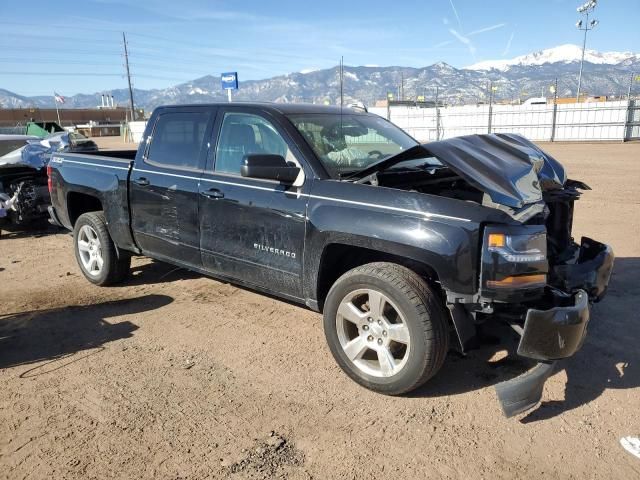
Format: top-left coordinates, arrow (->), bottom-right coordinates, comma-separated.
473,146 -> 614,417
0,133 -> 90,227
491,234 -> 614,417
344,131 -> 613,417
0,168 -> 50,225
420,134 -> 614,417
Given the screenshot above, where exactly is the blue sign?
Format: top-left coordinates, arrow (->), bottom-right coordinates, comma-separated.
221,72 -> 238,90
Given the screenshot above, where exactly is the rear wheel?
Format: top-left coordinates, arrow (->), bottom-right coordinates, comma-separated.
323,262 -> 449,395
73,211 -> 130,286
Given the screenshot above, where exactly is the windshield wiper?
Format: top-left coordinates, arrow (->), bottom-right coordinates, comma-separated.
341,144 -> 430,181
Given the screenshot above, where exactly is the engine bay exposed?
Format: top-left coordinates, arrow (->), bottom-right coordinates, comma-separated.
0,167 -> 50,225
373,166 -> 485,204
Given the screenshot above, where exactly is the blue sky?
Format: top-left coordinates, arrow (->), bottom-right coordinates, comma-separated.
1,0 -> 638,96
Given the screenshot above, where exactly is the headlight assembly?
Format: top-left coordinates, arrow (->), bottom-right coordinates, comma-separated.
487,232 -> 547,263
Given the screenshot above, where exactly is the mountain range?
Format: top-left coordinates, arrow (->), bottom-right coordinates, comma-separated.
1,44 -> 638,112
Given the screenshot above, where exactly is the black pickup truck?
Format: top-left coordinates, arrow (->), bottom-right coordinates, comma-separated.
48,103 -> 614,417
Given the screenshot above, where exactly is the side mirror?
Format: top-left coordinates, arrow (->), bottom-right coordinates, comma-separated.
241,154 -> 301,184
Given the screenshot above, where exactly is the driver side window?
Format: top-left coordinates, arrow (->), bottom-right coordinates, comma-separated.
214,112 -> 291,175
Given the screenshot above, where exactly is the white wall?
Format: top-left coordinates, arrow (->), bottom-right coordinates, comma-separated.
127,121 -> 147,143
370,100 -> 635,142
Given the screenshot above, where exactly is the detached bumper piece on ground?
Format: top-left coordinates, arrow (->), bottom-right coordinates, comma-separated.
495,238 -> 614,417
620,436 -> 640,460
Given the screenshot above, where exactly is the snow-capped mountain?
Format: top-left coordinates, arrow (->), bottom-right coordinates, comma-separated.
1,45 -> 638,112
468,44 -> 640,71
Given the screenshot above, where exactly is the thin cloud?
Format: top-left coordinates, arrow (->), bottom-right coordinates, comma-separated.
432,39 -> 455,48
440,3 -> 506,60
448,28 -> 476,57
447,0 -> 463,30
467,23 -> 507,36
503,31 -> 515,56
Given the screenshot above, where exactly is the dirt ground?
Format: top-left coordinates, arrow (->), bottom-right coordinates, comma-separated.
1,141 -> 639,479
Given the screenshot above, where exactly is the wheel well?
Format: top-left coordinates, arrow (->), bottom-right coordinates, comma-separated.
67,192 -> 103,226
316,243 -> 440,311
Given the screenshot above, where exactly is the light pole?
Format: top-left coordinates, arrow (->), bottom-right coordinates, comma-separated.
575,0 -> 598,102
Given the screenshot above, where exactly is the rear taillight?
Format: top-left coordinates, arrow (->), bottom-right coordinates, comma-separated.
47,164 -> 53,193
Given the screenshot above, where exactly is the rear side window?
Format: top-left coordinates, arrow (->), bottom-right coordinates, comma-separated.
146,112 -> 209,169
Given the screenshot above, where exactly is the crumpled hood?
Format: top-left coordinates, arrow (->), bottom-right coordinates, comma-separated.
424,133 -> 566,209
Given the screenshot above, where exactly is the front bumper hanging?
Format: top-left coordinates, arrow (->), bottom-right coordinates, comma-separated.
495,238 -> 614,418
496,289 -> 589,417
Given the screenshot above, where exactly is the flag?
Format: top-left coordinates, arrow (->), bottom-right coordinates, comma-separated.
54,92 -> 65,104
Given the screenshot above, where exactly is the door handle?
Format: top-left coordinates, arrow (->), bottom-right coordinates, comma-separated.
201,188 -> 224,199
133,177 -> 150,186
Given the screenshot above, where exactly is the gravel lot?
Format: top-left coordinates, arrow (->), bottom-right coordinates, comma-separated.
1,141 -> 639,479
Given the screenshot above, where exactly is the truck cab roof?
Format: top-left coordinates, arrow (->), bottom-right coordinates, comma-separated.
154,102 -> 369,116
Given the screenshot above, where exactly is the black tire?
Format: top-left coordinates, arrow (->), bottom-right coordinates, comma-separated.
323,262 -> 449,395
73,211 -> 130,286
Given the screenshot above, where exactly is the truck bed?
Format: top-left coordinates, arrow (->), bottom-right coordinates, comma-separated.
48,151 -> 137,252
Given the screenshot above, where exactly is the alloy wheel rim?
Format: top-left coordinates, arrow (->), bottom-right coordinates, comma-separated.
336,288 -> 411,378
77,225 -> 103,276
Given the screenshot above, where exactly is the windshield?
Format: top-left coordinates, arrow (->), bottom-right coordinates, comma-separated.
288,113 -> 440,177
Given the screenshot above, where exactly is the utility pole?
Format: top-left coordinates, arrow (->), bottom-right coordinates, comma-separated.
623,73 -> 638,142
487,81 -> 493,134
122,32 -> 136,121
551,78 -> 558,142
339,56 -> 344,107
627,72 -> 635,103
400,72 -> 405,101
435,86 -> 441,140
575,1 -> 599,102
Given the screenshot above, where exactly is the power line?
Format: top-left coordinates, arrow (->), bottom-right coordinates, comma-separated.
0,54 -> 218,76
126,31 -> 312,62
131,62 -> 218,75
125,51 -> 224,66
0,34 -> 214,58
0,52 -> 220,73
0,19 -> 330,69
0,43 -> 237,67
0,20 -> 124,33
0,71 -> 194,82
0,57 -> 122,66
0,28 -> 234,92
0,71 -> 124,76
0,32 -> 124,48
0,44 -> 122,56
0,31 -> 294,73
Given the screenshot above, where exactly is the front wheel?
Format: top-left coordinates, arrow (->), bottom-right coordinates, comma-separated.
73,211 -> 130,286
323,262 -> 449,395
